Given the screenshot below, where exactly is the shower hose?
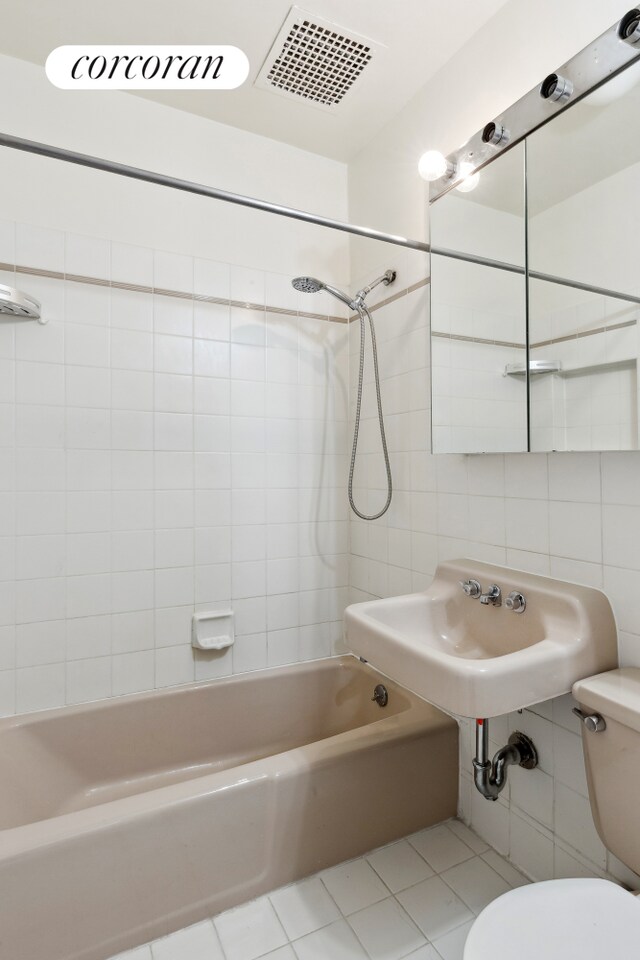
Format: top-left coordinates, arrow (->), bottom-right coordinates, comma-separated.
348,301 -> 393,520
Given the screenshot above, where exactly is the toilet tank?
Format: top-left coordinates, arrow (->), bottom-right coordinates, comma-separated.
573,668 -> 640,874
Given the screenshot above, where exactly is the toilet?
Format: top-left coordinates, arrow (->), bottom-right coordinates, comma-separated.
464,667 -> 640,959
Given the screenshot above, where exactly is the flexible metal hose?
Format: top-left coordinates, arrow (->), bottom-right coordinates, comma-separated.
348,301 -> 393,520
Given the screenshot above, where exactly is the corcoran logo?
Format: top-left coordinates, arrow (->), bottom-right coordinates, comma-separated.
46,45 -> 250,90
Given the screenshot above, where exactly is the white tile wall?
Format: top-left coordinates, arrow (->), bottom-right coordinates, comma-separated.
0,218 -> 350,716
347,273 -> 640,887
430,252 -> 527,454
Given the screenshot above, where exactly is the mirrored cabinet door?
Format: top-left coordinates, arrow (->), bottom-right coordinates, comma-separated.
527,59 -> 640,451
430,143 -> 528,453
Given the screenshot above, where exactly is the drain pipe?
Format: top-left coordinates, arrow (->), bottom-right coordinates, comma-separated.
473,719 -> 538,801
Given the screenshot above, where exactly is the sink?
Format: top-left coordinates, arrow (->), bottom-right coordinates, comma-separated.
344,559 -> 618,717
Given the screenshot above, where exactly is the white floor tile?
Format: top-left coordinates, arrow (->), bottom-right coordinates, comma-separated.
258,947 -> 297,960
480,850 -> 529,888
112,948 -> 153,960
348,897 -> 427,960
408,825 -> 475,874
321,859 -> 389,915
293,919 -> 368,960
446,821 -> 489,855
396,876 -> 473,941
401,947 -> 440,960
366,840 -> 435,893
431,920 -> 474,960
270,877 -> 340,940
215,897 -> 288,960
151,921 -> 224,960
440,857 -> 510,915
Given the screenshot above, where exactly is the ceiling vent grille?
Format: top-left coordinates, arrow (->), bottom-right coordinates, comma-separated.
255,7 -> 379,109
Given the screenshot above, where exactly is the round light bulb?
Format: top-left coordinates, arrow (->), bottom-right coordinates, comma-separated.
456,162 -> 480,193
418,150 -> 449,182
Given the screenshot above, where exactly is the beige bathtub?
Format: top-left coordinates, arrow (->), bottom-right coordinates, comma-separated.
0,655 -> 458,960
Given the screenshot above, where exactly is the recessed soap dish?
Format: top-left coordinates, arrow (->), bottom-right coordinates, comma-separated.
192,610 -> 234,651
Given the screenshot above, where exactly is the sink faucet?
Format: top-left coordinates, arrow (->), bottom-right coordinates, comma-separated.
479,584 -> 501,606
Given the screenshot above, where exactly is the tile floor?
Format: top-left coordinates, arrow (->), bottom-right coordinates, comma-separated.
110,820 -> 529,960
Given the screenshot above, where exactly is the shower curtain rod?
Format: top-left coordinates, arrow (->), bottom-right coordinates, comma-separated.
1,132 -> 639,308
0,132 -> 431,253
433,246 -> 640,307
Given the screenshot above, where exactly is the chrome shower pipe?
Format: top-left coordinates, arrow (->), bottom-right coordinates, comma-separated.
0,132 -> 430,253
473,718 -> 538,802
354,269 -> 397,305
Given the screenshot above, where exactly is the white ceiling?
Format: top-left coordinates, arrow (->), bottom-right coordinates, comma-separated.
2,0 -> 511,160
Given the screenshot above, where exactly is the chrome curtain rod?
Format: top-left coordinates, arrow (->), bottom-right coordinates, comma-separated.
2,132 -> 638,307
433,246 -> 640,307
0,132 -> 430,253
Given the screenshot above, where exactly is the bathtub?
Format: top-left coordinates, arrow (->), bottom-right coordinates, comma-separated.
0,655 -> 458,960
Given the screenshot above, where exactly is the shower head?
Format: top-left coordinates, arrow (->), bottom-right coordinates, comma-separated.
292,276 -> 324,294
291,276 -> 355,309
292,270 -> 396,313
0,284 -> 42,321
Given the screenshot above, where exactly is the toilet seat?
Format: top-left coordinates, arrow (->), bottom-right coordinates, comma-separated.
464,878 -> 640,959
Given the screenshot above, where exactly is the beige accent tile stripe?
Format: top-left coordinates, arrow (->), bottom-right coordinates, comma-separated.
531,317 -> 636,349
432,317 -> 636,351
432,330 -> 525,349
0,261 -> 348,325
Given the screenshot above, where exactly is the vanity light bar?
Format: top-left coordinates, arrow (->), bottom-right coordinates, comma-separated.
429,8 -> 640,202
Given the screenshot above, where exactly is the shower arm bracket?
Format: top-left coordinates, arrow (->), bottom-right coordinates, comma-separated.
354,269 -> 397,305
473,718 -> 538,801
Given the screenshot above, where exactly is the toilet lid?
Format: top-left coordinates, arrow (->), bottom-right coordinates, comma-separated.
464,878 -> 640,960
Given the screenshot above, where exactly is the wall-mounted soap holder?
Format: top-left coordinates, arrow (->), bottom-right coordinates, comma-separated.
191,610 -> 234,651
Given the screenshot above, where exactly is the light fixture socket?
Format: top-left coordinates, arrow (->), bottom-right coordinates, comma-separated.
619,8 -> 640,43
482,122 -> 510,146
540,73 -> 573,102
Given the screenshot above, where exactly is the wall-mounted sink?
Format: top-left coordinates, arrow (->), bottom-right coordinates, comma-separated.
345,559 -> 618,718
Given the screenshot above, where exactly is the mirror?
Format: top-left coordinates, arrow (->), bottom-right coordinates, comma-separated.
430,57 -> 640,453
527,59 -> 640,451
430,143 -> 527,453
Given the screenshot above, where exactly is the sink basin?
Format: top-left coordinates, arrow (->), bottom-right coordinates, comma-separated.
344,559 -> 618,717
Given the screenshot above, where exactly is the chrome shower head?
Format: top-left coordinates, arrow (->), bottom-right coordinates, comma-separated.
291,275 -> 355,309
292,276 -> 324,294
0,284 -> 41,321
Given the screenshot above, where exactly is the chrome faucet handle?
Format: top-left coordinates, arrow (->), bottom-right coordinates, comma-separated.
505,591 -> 526,614
459,579 -> 482,599
479,584 -> 502,606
